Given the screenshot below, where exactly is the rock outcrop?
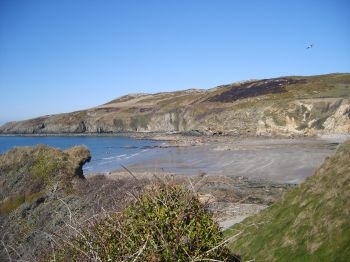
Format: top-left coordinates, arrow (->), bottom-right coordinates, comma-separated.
1,73 -> 349,137
256,99 -> 350,136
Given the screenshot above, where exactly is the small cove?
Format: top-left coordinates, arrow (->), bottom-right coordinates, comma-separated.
0,135 -> 348,183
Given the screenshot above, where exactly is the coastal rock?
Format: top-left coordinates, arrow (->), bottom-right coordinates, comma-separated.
256,98 -> 350,136
322,104 -> 350,133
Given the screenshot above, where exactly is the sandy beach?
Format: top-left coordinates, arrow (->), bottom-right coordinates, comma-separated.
118,135 -> 347,184
106,135 -> 349,229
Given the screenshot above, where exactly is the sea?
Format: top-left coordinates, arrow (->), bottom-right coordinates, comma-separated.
0,135 -> 164,174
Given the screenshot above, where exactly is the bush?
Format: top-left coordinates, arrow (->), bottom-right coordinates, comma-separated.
130,115 -> 149,131
52,183 -> 236,261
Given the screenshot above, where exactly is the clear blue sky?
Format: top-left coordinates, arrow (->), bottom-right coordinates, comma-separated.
0,0 -> 349,123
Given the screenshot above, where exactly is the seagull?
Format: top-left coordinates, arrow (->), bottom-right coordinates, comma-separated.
306,44 -> 313,49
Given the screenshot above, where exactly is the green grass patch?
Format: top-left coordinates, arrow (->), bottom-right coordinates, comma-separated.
0,194 -> 26,214
314,84 -> 350,98
30,152 -> 61,184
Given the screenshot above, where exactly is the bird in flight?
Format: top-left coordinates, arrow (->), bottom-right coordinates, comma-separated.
306,44 -> 313,49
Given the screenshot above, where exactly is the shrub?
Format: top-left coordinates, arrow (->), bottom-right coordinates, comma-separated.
113,118 -> 125,131
130,115 -> 149,131
30,152 -> 60,184
52,183 -> 236,261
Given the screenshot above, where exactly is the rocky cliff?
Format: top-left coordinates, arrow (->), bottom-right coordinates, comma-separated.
1,73 -> 349,136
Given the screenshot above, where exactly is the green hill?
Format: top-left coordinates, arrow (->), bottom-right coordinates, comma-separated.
226,140 -> 350,261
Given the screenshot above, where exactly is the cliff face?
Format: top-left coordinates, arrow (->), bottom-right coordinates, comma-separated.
1,73 -> 349,136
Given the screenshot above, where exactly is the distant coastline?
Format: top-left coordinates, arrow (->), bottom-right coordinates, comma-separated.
1,74 -> 349,138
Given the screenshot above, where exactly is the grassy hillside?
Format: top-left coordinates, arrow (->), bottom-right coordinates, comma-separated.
226,140 -> 350,261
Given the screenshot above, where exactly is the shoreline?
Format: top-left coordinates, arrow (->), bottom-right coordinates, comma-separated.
2,133 -> 349,180
1,131 -> 349,141
106,136 -> 345,184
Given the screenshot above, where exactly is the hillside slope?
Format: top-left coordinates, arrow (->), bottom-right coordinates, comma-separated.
226,140 -> 350,261
1,73 -> 349,136
0,145 -> 148,260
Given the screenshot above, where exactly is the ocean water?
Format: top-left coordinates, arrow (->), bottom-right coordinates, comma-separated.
0,135 -> 163,174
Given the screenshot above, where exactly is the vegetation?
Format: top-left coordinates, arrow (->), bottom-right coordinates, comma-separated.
0,145 -> 90,215
113,118 -> 125,130
51,182 -> 237,261
130,115 -> 150,131
225,140 -> 350,261
0,145 -> 146,261
1,145 -> 242,261
30,151 -> 62,184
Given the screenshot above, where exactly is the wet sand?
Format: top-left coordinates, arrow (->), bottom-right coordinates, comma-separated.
122,136 -> 347,184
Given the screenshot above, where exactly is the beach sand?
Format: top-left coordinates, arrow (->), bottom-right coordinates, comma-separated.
106,135 -> 349,229
122,136 -> 342,183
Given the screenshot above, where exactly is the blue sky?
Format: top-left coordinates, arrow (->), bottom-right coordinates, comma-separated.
0,0 -> 349,123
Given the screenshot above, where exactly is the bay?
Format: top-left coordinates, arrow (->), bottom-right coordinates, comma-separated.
1,135 -> 348,183
0,135 -> 163,174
